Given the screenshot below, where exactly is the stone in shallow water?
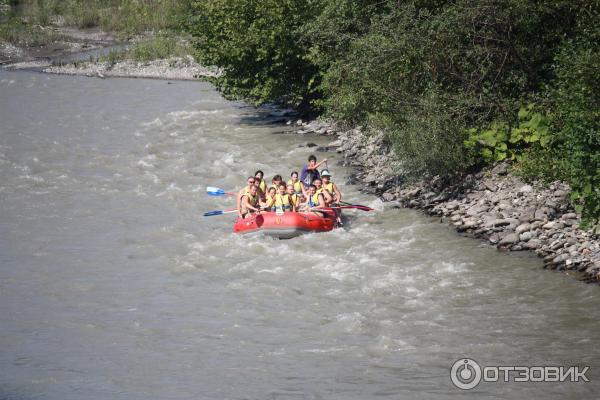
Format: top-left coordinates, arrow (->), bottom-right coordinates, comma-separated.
499,233 -> 519,246
381,192 -> 396,202
524,239 -> 542,249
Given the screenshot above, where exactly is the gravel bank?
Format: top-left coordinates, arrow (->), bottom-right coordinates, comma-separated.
43,55 -> 220,80
291,118 -> 600,283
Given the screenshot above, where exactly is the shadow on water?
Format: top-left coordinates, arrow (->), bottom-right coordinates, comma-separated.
235,103 -> 298,126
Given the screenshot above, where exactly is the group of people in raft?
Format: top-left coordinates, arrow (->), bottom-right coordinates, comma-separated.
237,155 -> 343,222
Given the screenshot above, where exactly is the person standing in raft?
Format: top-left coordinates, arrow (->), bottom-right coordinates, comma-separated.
239,184 -> 261,219
300,155 -> 327,189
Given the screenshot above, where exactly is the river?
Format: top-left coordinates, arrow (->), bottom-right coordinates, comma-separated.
1,70 -> 599,399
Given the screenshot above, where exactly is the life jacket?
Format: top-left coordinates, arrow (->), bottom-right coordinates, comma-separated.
264,194 -> 275,210
242,185 -> 253,196
287,179 -> 303,194
323,182 -> 334,195
308,193 -> 321,207
240,192 -> 258,213
289,193 -> 298,207
274,193 -> 292,212
258,179 -> 266,193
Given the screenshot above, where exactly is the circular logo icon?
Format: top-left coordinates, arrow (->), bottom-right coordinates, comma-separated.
450,358 -> 482,390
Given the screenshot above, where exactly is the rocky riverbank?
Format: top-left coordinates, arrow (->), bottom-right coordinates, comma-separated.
291,119 -> 600,283
43,55 -> 219,80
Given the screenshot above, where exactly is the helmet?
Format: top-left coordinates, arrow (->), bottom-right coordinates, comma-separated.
321,169 -> 331,177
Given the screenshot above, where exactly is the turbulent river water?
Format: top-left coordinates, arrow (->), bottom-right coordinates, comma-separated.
1,70 -> 599,400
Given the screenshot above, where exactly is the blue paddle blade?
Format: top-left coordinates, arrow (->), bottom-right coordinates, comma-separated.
206,186 -> 226,196
203,210 -> 224,217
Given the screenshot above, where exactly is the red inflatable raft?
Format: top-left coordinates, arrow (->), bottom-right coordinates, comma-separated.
233,209 -> 337,239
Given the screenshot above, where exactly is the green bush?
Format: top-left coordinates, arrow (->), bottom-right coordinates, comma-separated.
100,33 -> 192,62
464,105 -> 552,163
551,36 -> 600,227
0,15 -> 62,46
186,0 -> 320,108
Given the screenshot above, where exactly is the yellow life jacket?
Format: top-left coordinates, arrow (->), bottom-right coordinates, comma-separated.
258,180 -> 266,193
264,194 -> 275,207
323,182 -> 334,195
287,179 -> 303,194
274,194 -> 292,211
309,193 -> 321,207
289,193 -> 298,206
241,192 -> 258,212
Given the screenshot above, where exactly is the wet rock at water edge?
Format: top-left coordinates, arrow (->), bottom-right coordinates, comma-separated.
345,174 -> 360,185
488,233 -> 500,244
498,233 -> 519,247
381,192 -> 396,202
297,142 -> 318,148
316,146 -> 336,152
524,239 -> 542,249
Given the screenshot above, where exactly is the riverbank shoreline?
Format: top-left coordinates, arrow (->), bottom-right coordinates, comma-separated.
291,119 -> 600,284
42,55 -> 219,80
1,24 -> 218,80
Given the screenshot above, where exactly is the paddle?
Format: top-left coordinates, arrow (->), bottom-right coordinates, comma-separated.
206,186 -> 237,197
310,205 -> 373,212
203,208 -> 238,217
203,206 -> 270,217
339,201 -> 373,211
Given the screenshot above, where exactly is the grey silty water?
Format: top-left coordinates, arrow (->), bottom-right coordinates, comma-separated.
1,70 -> 599,400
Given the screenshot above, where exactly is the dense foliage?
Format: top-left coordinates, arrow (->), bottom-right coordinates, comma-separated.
185,0 -> 599,226
187,0 -> 320,109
